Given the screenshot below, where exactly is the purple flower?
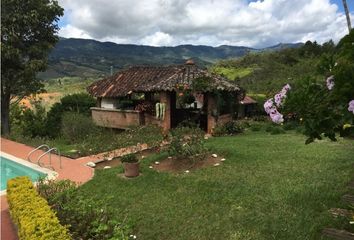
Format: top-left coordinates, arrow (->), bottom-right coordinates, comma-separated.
264,99 -> 275,114
274,93 -> 283,107
348,100 -> 354,114
282,84 -> 291,92
270,109 -> 284,124
326,76 -> 334,90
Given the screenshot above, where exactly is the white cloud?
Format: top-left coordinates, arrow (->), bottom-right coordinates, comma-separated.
59,24 -> 92,39
57,0 -> 352,47
140,32 -> 174,46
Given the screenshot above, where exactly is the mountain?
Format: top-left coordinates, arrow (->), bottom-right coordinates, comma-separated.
39,38 -> 302,80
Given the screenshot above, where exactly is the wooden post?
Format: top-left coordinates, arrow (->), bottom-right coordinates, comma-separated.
206,93 -> 217,134
159,91 -> 171,133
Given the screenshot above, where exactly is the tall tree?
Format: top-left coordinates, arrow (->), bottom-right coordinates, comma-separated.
342,0 -> 352,33
1,0 -> 63,135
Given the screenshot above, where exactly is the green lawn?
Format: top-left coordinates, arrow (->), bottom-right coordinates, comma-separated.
76,131 -> 354,240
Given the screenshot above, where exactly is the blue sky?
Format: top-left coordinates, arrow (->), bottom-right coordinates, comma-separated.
57,0 -> 353,47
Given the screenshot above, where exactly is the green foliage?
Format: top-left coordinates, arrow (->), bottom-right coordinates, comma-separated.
37,179 -> 131,240
213,121 -> 244,136
168,127 -> 207,159
250,123 -> 262,131
1,0 -> 64,134
61,112 -> 99,144
10,101 -> 48,138
121,154 -> 139,163
283,31 -> 354,143
72,131 -> 354,240
46,93 -> 96,138
7,177 -> 71,240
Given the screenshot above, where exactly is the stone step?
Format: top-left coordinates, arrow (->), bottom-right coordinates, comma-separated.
322,228 -> 354,240
329,208 -> 353,218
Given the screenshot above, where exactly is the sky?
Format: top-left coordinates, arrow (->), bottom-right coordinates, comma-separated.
57,0 -> 354,48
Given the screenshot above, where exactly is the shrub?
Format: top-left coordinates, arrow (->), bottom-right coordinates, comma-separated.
36,179 -> 131,240
270,126 -> 286,135
61,112 -> 99,144
168,127 -> 207,159
7,176 -> 71,240
283,121 -> 299,131
250,123 -> 262,131
121,154 -> 138,163
213,120 -> 244,136
20,102 -> 48,138
60,93 -> 96,115
46,93 -> 96,138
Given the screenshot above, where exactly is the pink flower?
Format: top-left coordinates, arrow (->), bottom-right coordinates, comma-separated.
270,109 -> 284,124
348,100 -> 354,114
264,99 -> 275,114
274,93 -> 283,107
326,76 -> 334,90
282,84 -> 291,92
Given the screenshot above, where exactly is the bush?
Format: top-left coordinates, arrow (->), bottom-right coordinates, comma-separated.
36,179 -> 131,240
121,154 -> 138,163
283,121 -> 299,131
270,126 -> 286,135
7,176 -> 71,240
61,112 -> 99,144
213,121 -> 244,136
45,93 -> 96,138
14,102 -> 48,138
250,123 -> 262,131
60,93 -> 96,115
168,127 -> 207,159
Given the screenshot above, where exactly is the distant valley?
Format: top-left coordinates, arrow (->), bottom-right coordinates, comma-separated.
40,38 -> 302,80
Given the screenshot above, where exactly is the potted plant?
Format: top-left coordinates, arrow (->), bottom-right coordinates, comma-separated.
121,154 -> 139,177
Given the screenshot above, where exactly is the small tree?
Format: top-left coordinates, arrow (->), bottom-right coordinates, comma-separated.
1,0 -> 64,135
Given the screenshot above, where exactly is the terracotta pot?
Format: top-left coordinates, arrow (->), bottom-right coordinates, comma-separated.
123,162 -> 140,177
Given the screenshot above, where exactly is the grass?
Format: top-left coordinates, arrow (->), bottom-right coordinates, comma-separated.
212,66 -> 253,80
74,130 -> 354,239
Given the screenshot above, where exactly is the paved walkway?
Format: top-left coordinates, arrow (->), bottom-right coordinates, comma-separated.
1,138 -> 96,240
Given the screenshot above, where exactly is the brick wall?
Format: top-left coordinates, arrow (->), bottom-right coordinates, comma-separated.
91,107 -> 143,129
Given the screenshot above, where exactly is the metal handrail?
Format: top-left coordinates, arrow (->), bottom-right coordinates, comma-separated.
37,148 -> 62,169
27,144 -> 50,162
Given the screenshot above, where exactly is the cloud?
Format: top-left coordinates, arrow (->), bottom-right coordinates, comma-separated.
58,0 -> 352,47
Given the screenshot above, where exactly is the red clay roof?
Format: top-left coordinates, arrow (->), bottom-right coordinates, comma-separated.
240,96 -> 257,104
87,64 -> 240,97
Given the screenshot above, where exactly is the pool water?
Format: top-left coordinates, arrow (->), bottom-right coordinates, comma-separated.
0,156 -> 46,191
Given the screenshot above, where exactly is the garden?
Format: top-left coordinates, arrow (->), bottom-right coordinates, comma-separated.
9,127 -> 354,239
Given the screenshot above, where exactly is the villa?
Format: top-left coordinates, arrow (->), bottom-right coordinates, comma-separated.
87,60 -> 243,133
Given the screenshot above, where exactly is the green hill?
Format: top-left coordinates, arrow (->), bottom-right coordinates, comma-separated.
211,41 -> 335,94
39,38 -> 302,80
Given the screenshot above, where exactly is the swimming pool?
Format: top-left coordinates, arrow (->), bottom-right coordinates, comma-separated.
0,152 -> 57,193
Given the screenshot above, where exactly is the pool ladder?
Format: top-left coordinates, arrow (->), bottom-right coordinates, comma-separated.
27,144 -> 62,170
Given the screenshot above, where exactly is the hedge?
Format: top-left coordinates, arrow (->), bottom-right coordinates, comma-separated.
7,176 -> 72,240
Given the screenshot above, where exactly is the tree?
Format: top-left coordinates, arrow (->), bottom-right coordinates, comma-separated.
1,0 -> 63,135
342,0 -> 352,33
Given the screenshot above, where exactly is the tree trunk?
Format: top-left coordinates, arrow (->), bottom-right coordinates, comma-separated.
1,93 -> 11,135
342,0 -> 352,33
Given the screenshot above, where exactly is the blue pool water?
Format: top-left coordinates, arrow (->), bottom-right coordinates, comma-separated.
0,156 -> 46,191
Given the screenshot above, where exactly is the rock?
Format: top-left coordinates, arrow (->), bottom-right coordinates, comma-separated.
221,158 -> 226,162
213,163 -> 220,167
104,166 -> 111,169
106,157 -> 113,161
185,170 -> 190,173
155,161 -> 160,165
212,154 -> 218,158
204,136 -> 209,140
168,156 -> 172,159
149,166 -> 153,169
141,155 -> 145,159
86,162 -> 96,168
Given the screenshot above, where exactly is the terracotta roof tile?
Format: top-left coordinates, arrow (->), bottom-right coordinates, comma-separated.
87,64 -> 240,97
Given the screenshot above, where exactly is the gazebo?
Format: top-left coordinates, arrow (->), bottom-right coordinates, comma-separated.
87,60 -> 243,134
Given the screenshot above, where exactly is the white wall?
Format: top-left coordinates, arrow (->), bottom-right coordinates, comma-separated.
101,98 -> 117,109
